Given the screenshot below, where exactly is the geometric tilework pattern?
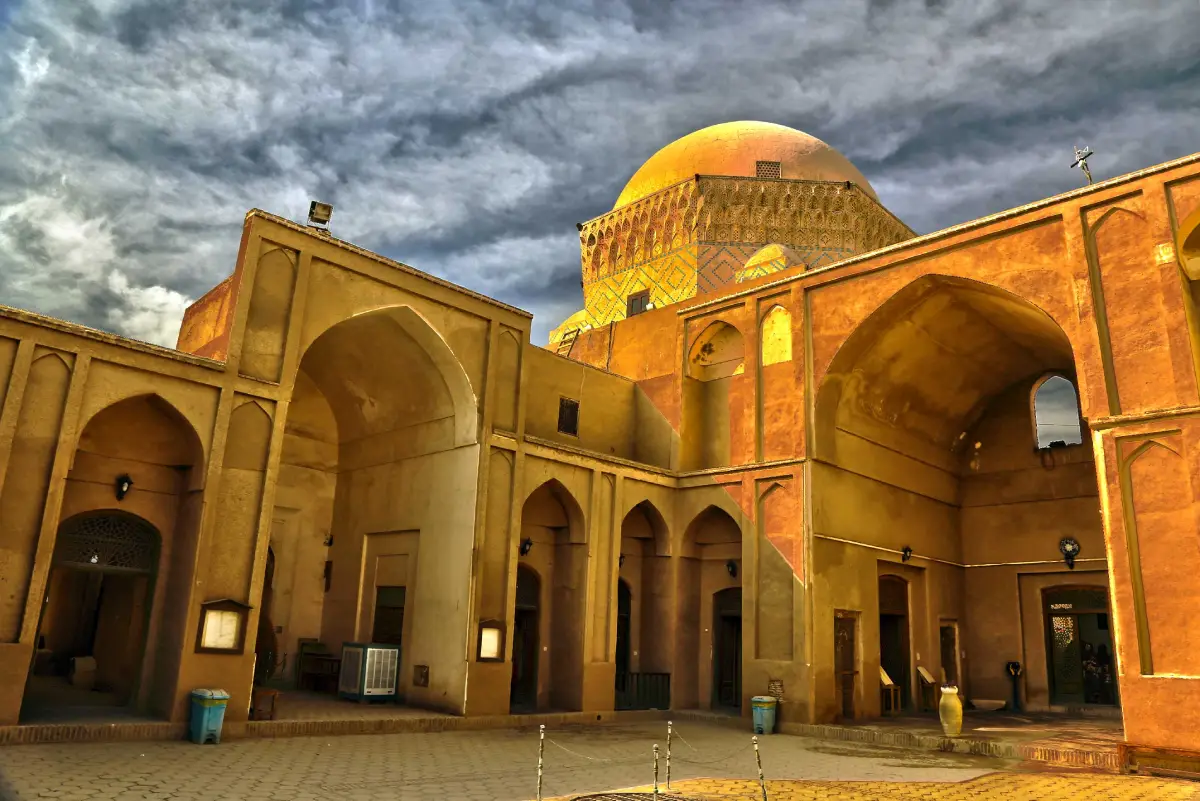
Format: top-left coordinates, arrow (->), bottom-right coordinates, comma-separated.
54,512 -> 159,573
562,175 -> 915,335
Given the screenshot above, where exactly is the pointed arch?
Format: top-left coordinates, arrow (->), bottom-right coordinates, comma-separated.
300,304 -> 479,448
620,499 -> 670,557
1031,374 -> 1083,449
521,478 -> 586,544
814,274 -> 1079,466
760,305 -> 792,366
681,504 -> 742,558
226,400 -> 273,472
688,320 -> 745,381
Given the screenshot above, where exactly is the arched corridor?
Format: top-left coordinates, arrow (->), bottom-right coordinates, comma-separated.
22,392 -> 204,723
811,275 -> 1107,720
274,305 -> 480,713
25,511 -> 160,721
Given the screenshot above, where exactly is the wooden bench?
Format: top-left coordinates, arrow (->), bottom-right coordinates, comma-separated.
918,666 -> 938,711
880,667 -> 901,716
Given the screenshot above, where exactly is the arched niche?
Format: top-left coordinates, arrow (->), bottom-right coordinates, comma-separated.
675,504 -> 743,711
616,501 -> 672,696
515,479 -> 587,712
683,321 -> 746,470
760,305 -> 793,366
52,393 -> 205,721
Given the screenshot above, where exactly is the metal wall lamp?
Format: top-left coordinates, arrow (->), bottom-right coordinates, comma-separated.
114,474 -> 133,501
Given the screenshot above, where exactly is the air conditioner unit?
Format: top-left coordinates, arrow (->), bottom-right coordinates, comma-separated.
338,643 -> 399,702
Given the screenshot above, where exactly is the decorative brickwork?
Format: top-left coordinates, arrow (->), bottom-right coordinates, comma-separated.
564,176 -> 914,334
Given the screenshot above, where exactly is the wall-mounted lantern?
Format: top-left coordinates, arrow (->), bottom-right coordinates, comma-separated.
519,538 -> 534,557
725,560 -> 738,578
1059,537 -> 1081,570
195,598 -> 252,654
323,534 -> 334,547
114,474 -> 133,501
901,546 -> 913,563
477,619 -> 505,662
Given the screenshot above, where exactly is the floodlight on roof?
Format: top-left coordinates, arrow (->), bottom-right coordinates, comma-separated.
308,201 -> 333,227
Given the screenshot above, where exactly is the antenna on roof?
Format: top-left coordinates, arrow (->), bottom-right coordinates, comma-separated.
1071,146 -> 1094,186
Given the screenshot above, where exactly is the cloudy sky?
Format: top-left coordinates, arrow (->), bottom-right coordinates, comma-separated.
1,1 -> 1198,348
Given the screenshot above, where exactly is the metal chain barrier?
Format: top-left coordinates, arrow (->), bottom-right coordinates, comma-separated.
535,719 -> 770,801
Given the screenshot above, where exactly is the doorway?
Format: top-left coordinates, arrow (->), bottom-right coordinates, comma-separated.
254,548 -> 281,686
878,575 -> 911,711
939,623 -> 960,687
371,587 -> 406,646
711,587 -> 742,711
25,512 -> 159,721
614,579 -> 632,703
1044,586 -> 1117,706
510,565 -> 540,713
835,612 -> 858,720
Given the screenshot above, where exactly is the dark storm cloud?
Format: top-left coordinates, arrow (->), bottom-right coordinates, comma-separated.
0,0 -> 1198,346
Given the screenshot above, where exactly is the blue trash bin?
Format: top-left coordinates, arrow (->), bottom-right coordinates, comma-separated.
751,695 -> 777,735
189,689 -> 230,745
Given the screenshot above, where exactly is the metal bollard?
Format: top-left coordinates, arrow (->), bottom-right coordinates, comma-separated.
666,721 -> 672,790
537,724 -> 545,801
753,735 -> 768,801
653,743 -> 660,796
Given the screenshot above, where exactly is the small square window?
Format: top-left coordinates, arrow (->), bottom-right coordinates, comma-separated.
756,160 -> 781,179
558,397 -> 580,436
626,290 -> 650,317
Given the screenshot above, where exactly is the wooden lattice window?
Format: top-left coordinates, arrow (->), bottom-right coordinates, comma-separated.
756,160 -> 782,179
54,512 -> 159,573
558,397 -> 580,436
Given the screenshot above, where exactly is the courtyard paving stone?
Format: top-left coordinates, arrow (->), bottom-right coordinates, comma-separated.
0,719 -> 1187,801
561,773 -> 1199,799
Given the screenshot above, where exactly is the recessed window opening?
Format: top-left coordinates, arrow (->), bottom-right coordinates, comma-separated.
558,397 -> 580,436
626,290 -> 651,317
756,161 -> 781,179
1033,375 -> 1083,449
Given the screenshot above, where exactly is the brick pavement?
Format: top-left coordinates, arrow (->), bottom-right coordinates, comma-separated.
0,719 -> 995,800
559,774 -> 1200,800
0,719 -> 1190,801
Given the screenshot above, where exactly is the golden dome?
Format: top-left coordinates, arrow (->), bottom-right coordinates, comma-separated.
745,244 -> 802,271
548,308 -> 591,344
737,244 -> 804,283
614,121 -> 877,210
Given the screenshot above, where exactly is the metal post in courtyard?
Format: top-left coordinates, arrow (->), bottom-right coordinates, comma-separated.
653,743 -> 660,796
537,724 -> 546,801
666,720 -> 672,790
753,735 -> 768,801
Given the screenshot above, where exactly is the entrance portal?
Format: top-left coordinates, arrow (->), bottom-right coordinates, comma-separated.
712,587 -> 742,711
26,512 -> 159,721
878,575 -> 910,711
1045,587 -> 1117,706
510,565 -> 540,713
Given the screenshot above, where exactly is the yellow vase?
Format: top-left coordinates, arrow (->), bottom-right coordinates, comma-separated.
938,686 -> 963,737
